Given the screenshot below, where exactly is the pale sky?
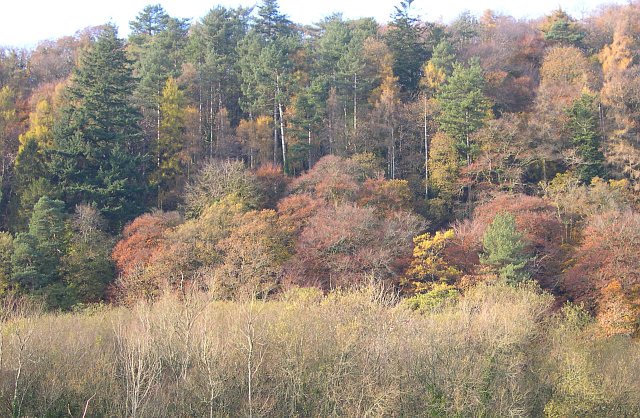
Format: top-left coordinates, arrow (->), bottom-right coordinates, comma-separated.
0,0 -> 628,48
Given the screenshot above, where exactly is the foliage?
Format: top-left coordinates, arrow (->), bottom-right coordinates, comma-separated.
566,93 -> 604,183
184,159 -> 259,217
49,25 -> 146,228
404,282 -> 459,313
481,212 -> 531,284
404,229 -> 461,293
436,60 -> 491,165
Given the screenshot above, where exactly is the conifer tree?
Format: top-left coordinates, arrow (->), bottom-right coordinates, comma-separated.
11,196 -> 66,291
436,60 -> 491,167
49,25 -> 146,227
481,212 -> 531,284
566,93 -> 604,183
385,0 -> 429,95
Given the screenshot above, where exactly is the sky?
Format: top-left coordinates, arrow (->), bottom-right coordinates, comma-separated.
0,0 -> 629,48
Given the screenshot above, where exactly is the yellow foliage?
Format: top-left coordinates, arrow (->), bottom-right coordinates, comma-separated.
421,61 -> 446,92
404,229 -> 461,294
599,29 -> 634,75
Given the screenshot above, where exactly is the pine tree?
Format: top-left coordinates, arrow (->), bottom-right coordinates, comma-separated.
481,212 -> 531,284
566,93 -> 604,183
49,25 -> 147,228
436,60 -> 491,166
385,0 -> 429,95
11,196 -> 66,291
238,0 -> 299,171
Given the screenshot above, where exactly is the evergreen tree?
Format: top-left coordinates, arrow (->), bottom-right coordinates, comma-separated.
385,0 -> 429,95
481,212 -> 531,284
436,60 -> 491,166
49,25 -> 146,228
540,9 -> 585,47
129,6 -> 189,171
14,99 -> 55,229
567,93 -> 604,183
11,196 -> 66,291
188,6 -> 250,155
238,0 -> 299,171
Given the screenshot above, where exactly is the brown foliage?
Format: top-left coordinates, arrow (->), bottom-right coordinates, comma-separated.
284,204 -> 424,290
254,163 -> 289,209
564,210 -> 640,335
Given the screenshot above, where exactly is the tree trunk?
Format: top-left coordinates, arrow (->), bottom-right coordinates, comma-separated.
424,95 -> 429,199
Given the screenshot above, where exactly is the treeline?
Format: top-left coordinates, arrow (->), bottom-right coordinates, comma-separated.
0,0 -> 639,331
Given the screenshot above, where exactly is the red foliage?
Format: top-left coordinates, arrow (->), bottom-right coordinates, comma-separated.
289,155 -> 360,203
277,193 -> 326,234
111,211 -> 182,277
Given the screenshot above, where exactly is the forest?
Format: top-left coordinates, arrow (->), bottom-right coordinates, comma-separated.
0,0 -> 640,415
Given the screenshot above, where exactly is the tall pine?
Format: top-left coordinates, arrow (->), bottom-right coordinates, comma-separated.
49,25 -> 147,228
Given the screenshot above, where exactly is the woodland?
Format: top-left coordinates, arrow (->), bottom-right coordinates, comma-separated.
0,0 -> 640,416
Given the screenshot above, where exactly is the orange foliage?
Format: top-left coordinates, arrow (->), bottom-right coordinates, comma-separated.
358,177 -> 413,213
111,211 -> 182,277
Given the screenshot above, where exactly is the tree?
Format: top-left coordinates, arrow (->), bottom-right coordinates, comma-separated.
0,231 -> 13,295
238,0 -> 299,171
566,93 -> 604,183
62,205 -> 115,303
112,211 -> 182,278
188,6 -> 250,157
564,210 -> 640,335
184,160 -> 259,218
427,131 -> 460,224
540,9 -> 585,46
14,99 -> 55,228
129,5 -> 189,162
0,85 -> 19,209
404,229 -> 461,293
385,0 -> 429,95
480,212 -> 531,284
151,77 -> 187,209
49,25 -> 147,228
436,60 -> 491,167
11,197 -> 67,302
213,209 -> 291,299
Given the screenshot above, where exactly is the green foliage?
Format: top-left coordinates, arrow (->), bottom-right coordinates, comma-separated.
0,231 -> 13,294
481,212 -> 531,284
385,0 -> 430,94
541,9 -> 585,46
436,60 -> 491,165
566,93 -> 604,183
62,205 -> 114,304
11,197 -> 66,292
49,25 -> 147,228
